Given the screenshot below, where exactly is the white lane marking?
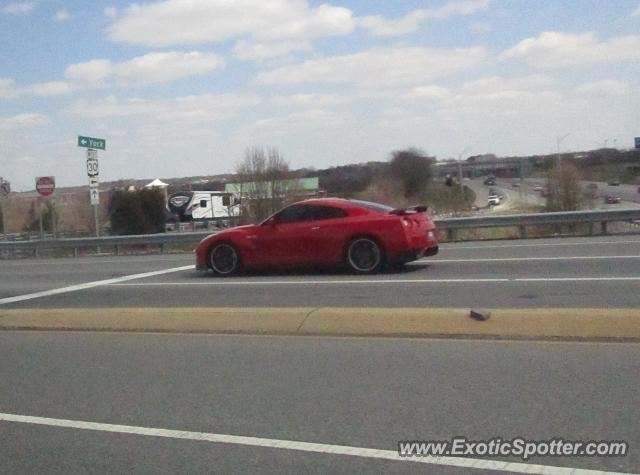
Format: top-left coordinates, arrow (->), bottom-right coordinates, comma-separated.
0,257 -> 192,267
110,276 -> 640,286
0,413 -> 627,475
0,265 -> 193,305
422,256 -> 640,263
440,240 -> 640,250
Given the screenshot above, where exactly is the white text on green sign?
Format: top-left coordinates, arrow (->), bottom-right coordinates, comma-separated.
78,136 -> 106,150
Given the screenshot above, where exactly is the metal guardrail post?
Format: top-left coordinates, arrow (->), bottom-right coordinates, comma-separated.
519,225 -> 527,239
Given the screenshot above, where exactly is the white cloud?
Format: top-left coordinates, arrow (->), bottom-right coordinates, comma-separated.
270,93 -> 348,108
64,52 -> 224,87
575,80 -> 630,96
470,21 -> 491,34
358,0 -> 490,37
0,113 -> 49,130
24,81 -> 73,96
54,9 -> 71,22
406,85 -> 452,100
233,40 -> 311,61
0,52 -> 223,101
1,2 -> 34,15
66,93 -> 260,122
64,59 -> 112,85
0,77 -> 72,99
108,0 -> 354,47
0,78 -> 19,99
256,47 -> 486,88
114,52 -> 224,86
460,75 -> 553,94
104,6 -> 118,19
501,31 -> 640,68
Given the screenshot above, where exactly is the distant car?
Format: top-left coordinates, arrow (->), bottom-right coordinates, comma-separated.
488,194 -> 500,206
533,185 -> 543,192
511,182 -> 520,187
608,180 -> 620,186
605,195 -> 621,204
195,199 -> 439,275
484,177 -> 496,186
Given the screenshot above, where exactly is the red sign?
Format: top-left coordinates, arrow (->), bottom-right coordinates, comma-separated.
36,176 -> 55,197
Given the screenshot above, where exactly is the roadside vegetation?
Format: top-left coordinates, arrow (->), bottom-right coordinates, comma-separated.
353,148 -> 474,213
545,159 -> 585,212
108,188 -> 165,235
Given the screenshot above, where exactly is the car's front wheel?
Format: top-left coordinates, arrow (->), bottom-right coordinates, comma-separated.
346,237 -> 383,274
209,243 -> 241,276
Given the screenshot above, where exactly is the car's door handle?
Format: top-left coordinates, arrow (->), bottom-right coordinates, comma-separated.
247,235 -> 257,239
311,226 -> 321,230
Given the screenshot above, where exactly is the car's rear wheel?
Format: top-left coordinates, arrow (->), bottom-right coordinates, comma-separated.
209,243 -> 241,276
346,238 -> 382,274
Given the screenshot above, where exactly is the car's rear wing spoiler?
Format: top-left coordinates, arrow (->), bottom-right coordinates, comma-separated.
390,205 -> 428,215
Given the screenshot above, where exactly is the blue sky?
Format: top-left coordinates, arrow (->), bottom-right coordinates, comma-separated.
1,0 -> 639,191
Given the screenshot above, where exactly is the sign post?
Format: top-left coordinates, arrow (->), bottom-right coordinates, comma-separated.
79,135 -> 105,237
0,177 -> 9,238
35,176 -> 55,239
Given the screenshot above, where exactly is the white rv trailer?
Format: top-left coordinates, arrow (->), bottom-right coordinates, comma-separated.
168,191 -> 240,222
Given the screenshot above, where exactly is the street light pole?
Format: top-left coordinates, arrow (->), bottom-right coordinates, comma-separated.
458,147 -> 472,193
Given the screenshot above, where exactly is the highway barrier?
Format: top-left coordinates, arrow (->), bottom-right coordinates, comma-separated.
2,208 -> 640,258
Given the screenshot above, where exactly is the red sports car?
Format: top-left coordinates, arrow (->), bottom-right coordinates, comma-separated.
195,198 -> 439,275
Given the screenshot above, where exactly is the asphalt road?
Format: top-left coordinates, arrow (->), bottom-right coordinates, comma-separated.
0,332 -> 638,474
2,235 -> 640,309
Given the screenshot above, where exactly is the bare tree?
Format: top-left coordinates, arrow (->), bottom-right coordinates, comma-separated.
545,160 -> 584,211
235,147 -> 292,222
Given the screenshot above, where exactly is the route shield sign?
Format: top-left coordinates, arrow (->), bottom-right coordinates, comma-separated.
635,137 -> 640,150
36,176 -> 55,197
78,135 -> 106,150
87,158 -> 99,177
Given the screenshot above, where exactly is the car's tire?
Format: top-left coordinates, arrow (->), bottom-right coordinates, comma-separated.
345,237 -> 383,274
209,243 -> 241,276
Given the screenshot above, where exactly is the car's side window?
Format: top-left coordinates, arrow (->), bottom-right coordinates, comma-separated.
308,205 -> 347,221
274,205 -> 314,223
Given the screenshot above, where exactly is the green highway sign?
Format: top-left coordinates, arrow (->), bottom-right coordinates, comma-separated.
78,135 -> 106,150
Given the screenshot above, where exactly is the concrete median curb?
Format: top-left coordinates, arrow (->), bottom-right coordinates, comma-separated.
1,307 -> 640,342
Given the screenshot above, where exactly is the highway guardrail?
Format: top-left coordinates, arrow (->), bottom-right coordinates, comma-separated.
435,208 -> 640,240
2,208 -> 640,257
